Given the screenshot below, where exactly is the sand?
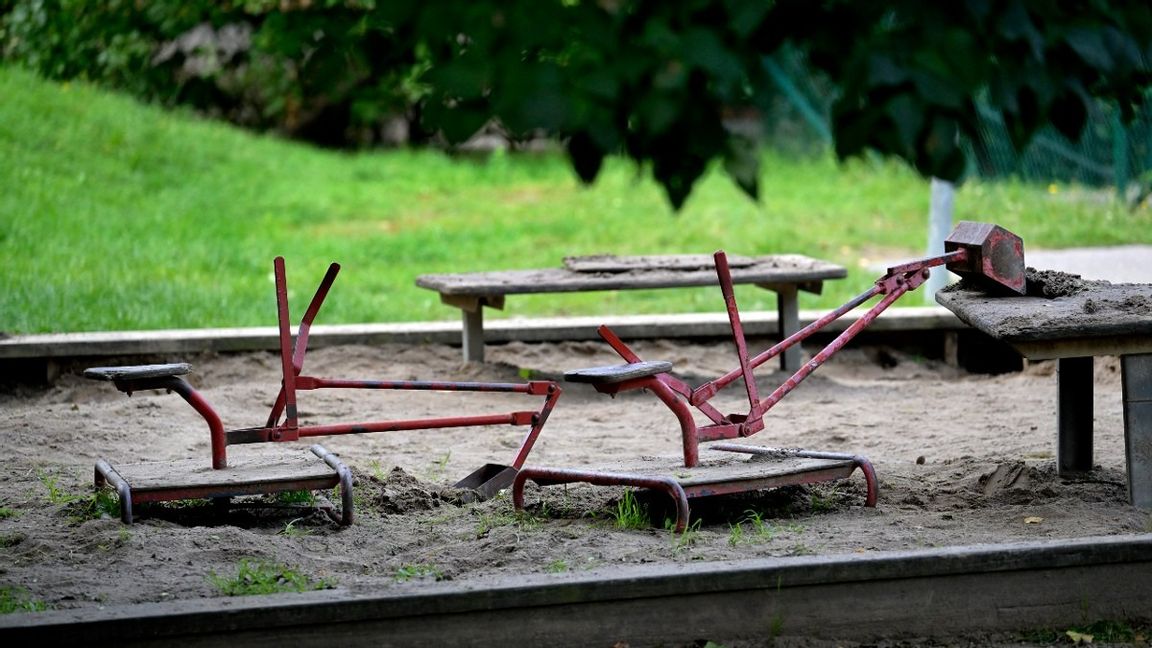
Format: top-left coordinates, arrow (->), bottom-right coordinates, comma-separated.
0,337 -> 1147,618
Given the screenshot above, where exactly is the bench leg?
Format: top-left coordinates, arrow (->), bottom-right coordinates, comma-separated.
1122,353 -> 1152,508
1057,356 -> 1094,475
777,285 -> 801,372
462,308 -> 485,363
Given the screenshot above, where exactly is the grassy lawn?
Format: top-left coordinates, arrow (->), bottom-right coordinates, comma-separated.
2,65 -> 1150,334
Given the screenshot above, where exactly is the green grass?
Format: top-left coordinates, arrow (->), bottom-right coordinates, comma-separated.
611,490 -> 650,530
393,563 -> 444,582
3,65 -> 1150,334
37,470 -> 120,522
0,587 -> 48,614
209,559 -> 332,596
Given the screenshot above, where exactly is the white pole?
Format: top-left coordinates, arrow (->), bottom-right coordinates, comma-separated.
924,177 -> 955,303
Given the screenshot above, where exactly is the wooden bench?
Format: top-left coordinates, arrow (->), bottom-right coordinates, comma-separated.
936,280 -> 1152,508
416,253 -> 847,369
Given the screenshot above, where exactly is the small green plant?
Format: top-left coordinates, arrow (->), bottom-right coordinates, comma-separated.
0,587 -> 49,614
368,460 -> 388,481
474,509 -> 539,537
279,518 -> 311,538
544,559 -> 568,573
727,521 -> 746,547
39,471 -> 80,505
0,533 -> 23,548
424,451 -> 452,482
209,559 -> 332,596
728,510 -> 791,547
0,507 -> 16,519
394,563 -> 444,582
786,543 -> 816,556
1021,620 -> 1147,645
808,486 -> 840,513
669,518 -> 704,554
40,471 -> 121,521
612,491 -> 650,530
274,490 -> 316,505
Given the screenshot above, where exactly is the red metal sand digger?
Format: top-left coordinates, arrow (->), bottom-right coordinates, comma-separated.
86,257 -> 562,524
513,222 -> 1025,531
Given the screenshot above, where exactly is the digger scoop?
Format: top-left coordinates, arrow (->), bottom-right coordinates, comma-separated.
943,221 -> 1027,295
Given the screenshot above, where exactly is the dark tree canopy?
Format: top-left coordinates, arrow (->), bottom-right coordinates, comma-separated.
3,1 -> 1150,208
390,0 -> 1152,207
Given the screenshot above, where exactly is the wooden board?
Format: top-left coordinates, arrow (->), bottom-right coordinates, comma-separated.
586,451 -> 856,488
416,254 -> 846,297
936,281 -> 1152,359
106,446 -> 339,493
563,254 -> 756,273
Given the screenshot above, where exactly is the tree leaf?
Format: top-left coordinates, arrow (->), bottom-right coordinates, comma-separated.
566,130 -> 605,185
1049,88 -> 1088,142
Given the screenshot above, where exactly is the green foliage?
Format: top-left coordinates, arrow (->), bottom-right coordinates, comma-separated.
209,559 -> 332,596
279,518 -> 311,538
1021,619 -> 1148,644
0,587 -> 48,614
4,2 -> 1149,207
393,563 -> 443,582
38,470 -> 77,505
544,559 -> 568,573
474,507 -> 539,538
0,0 -> 422,142
667,517 -> 703,553
612,490 -> 649,530
728,509 -> 781,546
390,2 -> 1152,207
39,471 -> 120,521
274,490 -> 316,505
0,507 -> 16,519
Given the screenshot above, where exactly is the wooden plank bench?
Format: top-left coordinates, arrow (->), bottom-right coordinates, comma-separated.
416,253 -> 847,369
936,278 -> 1152,507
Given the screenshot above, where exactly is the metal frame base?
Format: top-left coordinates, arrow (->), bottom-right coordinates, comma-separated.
513,445 -> 877,532
94,444 -> 353,525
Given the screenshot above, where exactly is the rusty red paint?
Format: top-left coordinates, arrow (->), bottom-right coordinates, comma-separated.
87,257 -> 564,522
526,223 -> 1023,530
514,467 -> 692,532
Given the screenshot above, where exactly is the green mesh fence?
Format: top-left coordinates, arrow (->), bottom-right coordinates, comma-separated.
763,48 -> 1152,201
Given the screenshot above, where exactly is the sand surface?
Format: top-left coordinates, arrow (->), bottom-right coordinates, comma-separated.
0,337 -> 1147,621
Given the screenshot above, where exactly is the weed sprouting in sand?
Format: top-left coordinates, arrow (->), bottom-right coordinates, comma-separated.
728,510 -> 795,547
274,490 -> 316,505
612,490 -> 650,530
1021,620 -> 1148,645
544,559 -> 569,573
209,559 -> 332,596
474,508 -> 540,538
807,485 -> 840,513
38,471 -> 78,506
0,587 -> 48,614
424,451 -> 452,482
668,518 -> 704,554
394,563 -> 444,582
38,471 -> 121,522
279,518 -> 312,538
